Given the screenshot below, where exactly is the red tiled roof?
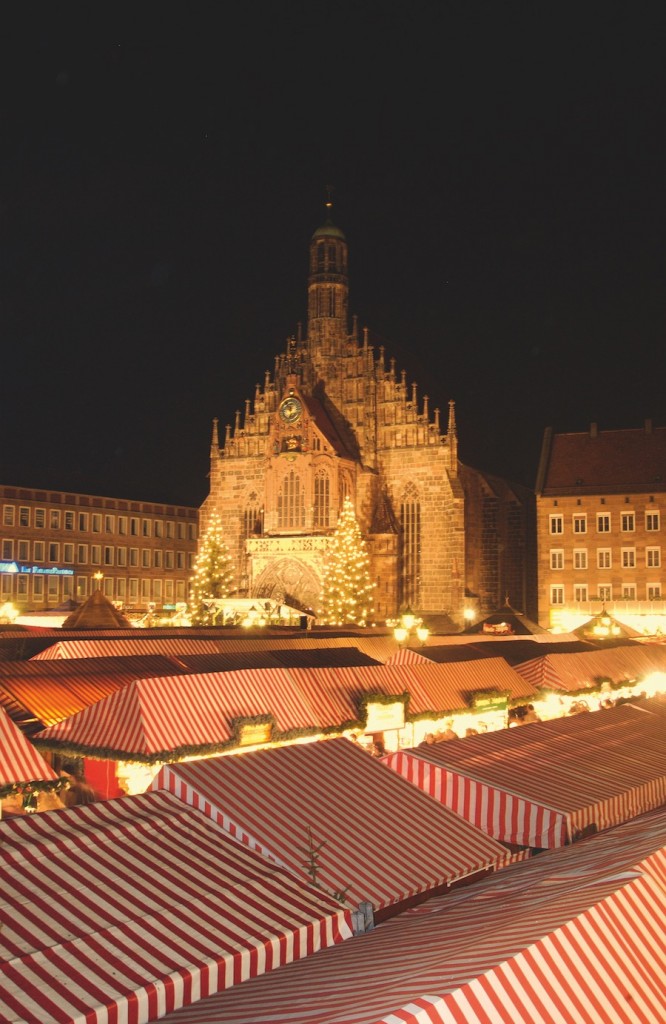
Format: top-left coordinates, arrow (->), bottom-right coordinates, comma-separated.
538,424 -> 666,494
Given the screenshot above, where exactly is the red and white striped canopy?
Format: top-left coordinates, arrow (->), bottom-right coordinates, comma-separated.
515,645 -> 666,692
383,699 -> 666,847
151,806 -> 666,1024
0,706 -> 57,787
0,789 -> 352,1024
155,737 -> 510,914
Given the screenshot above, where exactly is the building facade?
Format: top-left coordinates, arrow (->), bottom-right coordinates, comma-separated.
535,421 -> 665,632
0,485 -> 198,614
204,209 -> 535,626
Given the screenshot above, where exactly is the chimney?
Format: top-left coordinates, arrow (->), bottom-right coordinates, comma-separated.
645,418 -> 653,434
589,422 -> 598,438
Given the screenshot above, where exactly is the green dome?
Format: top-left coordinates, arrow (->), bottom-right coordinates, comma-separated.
312,219 -> 346,241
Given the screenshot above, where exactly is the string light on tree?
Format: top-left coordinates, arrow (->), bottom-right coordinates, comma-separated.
189,510 -> 235,625
320,495 -> 375,626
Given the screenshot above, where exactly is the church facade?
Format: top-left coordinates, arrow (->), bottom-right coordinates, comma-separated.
203,211 -> 535,627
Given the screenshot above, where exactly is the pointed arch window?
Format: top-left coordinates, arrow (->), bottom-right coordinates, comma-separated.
400,484 -> 421,607
313,470 -> 330,529
278,470 -> 305,530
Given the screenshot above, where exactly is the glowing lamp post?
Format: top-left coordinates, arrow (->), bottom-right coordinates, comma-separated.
393,608 -> 430,646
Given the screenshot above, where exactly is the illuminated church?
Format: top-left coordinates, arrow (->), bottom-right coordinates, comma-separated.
203,207 -> 534,626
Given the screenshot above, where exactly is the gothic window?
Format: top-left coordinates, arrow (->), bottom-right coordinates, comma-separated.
329,289 -> 336,316
313,470 -> 330,529
400,484 -> 421,607
243,505 -> 263,537
278,470 -> 305,529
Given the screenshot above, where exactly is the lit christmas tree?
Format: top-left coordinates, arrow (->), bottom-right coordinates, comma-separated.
320,496 -> 375,626
189,510 -> 235,625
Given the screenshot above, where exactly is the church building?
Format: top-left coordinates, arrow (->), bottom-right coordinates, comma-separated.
203,207 -> 535,627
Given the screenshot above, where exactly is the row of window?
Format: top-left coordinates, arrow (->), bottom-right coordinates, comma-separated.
550,584 -> 662,603
1,505 -> 196,540
549,547 -> 662,570
1,539 -> 194,570
0,573 -> 188,603
549,511 -> 660,535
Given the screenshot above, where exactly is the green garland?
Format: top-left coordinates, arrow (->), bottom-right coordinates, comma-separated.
0,777 -> 69,801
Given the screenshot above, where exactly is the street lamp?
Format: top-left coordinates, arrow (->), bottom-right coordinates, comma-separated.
393,608 -> 430,646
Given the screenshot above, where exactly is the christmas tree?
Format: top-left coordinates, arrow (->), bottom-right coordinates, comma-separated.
320,496 -> 375,626
189,510 -> 235,625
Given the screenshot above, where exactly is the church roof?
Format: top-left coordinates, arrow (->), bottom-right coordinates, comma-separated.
312,218 -> 346,240
301,393 -> 357,459
61,589 -> 133,630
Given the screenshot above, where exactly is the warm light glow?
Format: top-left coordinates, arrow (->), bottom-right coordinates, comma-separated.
393,626 -> 408,644
416,626 -> 430,644
463,607 -> 476,622
0,602 -> 18,624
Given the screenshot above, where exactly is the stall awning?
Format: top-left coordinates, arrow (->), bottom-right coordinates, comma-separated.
383,699 -> 666,847
0,706 -> 57,787
0,790 -> 352,1024
151,806 -> 666,1024
514,645 -> 666,692
155,737 -> 510,914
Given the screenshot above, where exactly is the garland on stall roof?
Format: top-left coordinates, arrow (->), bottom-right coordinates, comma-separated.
0,777 -> 69,801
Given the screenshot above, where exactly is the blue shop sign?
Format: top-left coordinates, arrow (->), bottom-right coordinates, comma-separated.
0,561 -> 74,577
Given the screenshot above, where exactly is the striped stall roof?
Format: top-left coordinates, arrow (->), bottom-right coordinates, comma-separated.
155,737 -> 510,914
0,706 -> 57,786
0,655 -> 191,730
34,668 -> 327,756
383,699 -> 666,848
0,789 -> 352,1024
153,806 -> 666,1024
386,658 -> 536,712
514,645 -> 666,692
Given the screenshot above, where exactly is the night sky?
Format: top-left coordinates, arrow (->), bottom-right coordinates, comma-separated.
1,6 -> 664,508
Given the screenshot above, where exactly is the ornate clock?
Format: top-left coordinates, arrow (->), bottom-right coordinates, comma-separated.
279,395 -> 303,424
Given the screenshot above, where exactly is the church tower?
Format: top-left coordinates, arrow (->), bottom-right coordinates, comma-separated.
307,202 -> 349,364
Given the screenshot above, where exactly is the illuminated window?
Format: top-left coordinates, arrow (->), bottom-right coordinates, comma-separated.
597,513 -> 611,533
278,470 -> 306,529
646,547 -> 661,568
104,546 -> 114,566
105,515 -> 115,533
621,548 -> 636,568
0,574 -> 12,597
165,521 -> 174,539
165,579 -> 174,601
118,516 -> 128,535
130,548 -> 139,567
646,511 -> 660,531
103,577 -> 114,598
78,512 -> 89,531
574,584 -> 588,602
130,517 -> 139,536
142,519 -> 151,538
573,549 -> 587,570
153,550 -> 163,568
550,585 -> 564,604
17,540 -> 28,560
573,514 -> 587,534
142,549 -> 150,568
77,544 -> 88,564
2,505 -> 14,527
64,511 -> 74,530
597,549 -> 612,569
19,507 -> 30,527
35,509 -> 45,528
141,578 -> 151,600
34,541 -> 44,562
1,540 -> 13,560
400,484 -> 421,607
50,510 -> 60,530
152,579 -> 163,602
165,550 -> 174,569
154,520 -> 163,538
621,512 -> 635,532
33,576 -> 44,599
116,547 -> 127,567
62,576 -> 73,599
17,575 -> 28,598
598,584 -> 612,601
549,514 -> 563,535
116,578 -> 127,599
47,575 -> 59,602
129,578 -> 139,601
76,577 -> 88,599
243,505 -> 263,537
91,513 -> 102,533
647,584 -> 662,600
313,470 -> 330,528
91,545 -> 101,565
48,542 -> 59,562
177,551 -> 185,569
550,549 -> 564,570
188,523 -> 196,541
622,585 -> 636,599
63,544 -> 74,563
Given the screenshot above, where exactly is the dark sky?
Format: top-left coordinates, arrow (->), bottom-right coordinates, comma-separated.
1,5 -> 664,507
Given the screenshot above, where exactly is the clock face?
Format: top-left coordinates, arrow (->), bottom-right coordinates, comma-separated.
279,396 -> 303,423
